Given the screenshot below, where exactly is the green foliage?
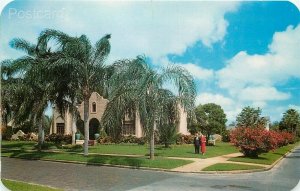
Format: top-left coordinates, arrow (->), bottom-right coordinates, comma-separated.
175,133 -> 194,144
158,123 -> 177,148
102,56 -> 196,159
45,134 -> 72,145
221,129 -> 230,142
270,121 -> 280,131
236,106 -> 267,128
195,103 -> 227,142
187,122 -> 200,135
279,108 -> 300,136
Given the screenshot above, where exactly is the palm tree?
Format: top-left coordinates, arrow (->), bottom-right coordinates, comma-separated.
1,60 -> 15,131
2,38 -> 54,150
38,29 -> 113,156
103,57 -> 196,159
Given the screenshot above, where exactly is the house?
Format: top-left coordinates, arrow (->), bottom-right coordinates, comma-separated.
50,92 -> 189,139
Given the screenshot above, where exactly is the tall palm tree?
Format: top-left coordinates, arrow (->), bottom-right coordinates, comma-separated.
38,29 -> 113,156
1,60 -> 15,131
103,57 -> 196,159
2,38 -> 55,150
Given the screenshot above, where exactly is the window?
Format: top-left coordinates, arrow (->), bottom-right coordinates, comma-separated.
57,123 -> 65,134
92,102 -> 96,113
122,121 -> 135,135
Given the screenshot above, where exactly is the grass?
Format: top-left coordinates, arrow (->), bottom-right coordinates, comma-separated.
2,141 -> 238,159
228,142 -> 299,165
1,179 -> 63,191
1,149 -> 192,169
67,142 -> 238,159
202,163 -> 264,171
1,141 -> 37,150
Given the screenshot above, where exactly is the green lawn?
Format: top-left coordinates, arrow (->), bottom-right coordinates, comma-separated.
68,142 -> 238,159
1,141 -> 238,159
228,143 -> 299,165
202,163 -> 264,171
1,150 -> 192,169
1,141 -> 37,150
2,179 -> 62,191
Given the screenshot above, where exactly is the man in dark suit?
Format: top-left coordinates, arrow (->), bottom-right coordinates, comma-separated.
194,132 -> 200,154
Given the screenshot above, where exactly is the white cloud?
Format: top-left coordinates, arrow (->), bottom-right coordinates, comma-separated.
196,93 -> 234,108
214,25 -> 300,122
239,86 -> 290,101
0,1 -> 239,63
177,63 -> 214,80
217,25 -> 300,105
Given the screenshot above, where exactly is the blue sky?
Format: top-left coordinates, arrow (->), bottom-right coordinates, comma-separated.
1,1 -> 300,123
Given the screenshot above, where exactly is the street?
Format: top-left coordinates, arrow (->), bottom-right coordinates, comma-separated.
1,147 -> 300,191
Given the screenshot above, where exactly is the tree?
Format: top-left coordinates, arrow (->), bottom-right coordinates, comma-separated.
236,106 -> 266,128
270,121 -> 280,131
279,109 -> 300,136
2,37 -> 56,150
195,103 -> 227,143
102,57 -> 196,159
38,29 -> 112,156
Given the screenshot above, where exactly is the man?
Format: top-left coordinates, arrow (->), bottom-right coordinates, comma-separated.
193,132 -> 200,154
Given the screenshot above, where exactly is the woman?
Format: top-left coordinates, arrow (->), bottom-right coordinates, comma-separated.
200,134 -> 206,155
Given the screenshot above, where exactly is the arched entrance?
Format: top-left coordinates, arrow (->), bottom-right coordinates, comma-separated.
89,118 -> 100,140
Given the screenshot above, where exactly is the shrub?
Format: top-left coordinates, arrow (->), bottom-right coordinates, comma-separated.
176,134 -> 194,144
230,127 -> 278,157
120,135 -> 138,144
45,134 -> 72,145
222,130 -> 230,142
97,136 -> 113,144
281,131 -> 296,144
158,124 -> 177,148
136,137 -> 146,145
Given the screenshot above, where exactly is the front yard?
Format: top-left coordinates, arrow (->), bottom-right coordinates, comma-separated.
1,141 -> 238,159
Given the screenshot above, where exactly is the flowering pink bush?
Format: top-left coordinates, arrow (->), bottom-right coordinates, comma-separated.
230,127 -> 296,157
280,131 -> 296,144
230,127 -> 276,157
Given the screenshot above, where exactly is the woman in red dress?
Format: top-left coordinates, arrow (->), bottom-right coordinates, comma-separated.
200,134 -> 206,155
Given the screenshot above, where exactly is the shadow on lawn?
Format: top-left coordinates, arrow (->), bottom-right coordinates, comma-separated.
2,149 -> 50,160
234,155 -> 268,161
86,154 -> 142,168
1,142 -> 36,149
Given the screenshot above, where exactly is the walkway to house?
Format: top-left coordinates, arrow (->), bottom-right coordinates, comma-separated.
169,153 -> 269,172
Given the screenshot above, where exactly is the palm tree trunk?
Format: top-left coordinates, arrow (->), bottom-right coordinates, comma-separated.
38,117 -> 44,151
83,97 -> 89,156
72,114 -> 76,145
150,129 -> 155,160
